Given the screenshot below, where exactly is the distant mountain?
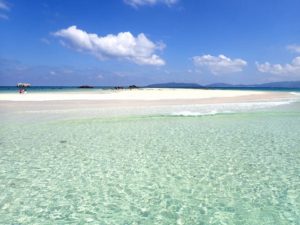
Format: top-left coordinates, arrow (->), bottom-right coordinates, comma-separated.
206,83 -> 236,88
253,81 -> 300,88
146,81 -> 300,89
208,81 -> 300,88
146,82 -> 203,88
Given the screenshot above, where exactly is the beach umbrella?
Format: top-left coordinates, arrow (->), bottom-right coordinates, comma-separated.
17,83 -> 31,87
17,83 -> 31,93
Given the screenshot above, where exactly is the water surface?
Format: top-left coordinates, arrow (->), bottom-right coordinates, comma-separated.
0,96 -> 300,224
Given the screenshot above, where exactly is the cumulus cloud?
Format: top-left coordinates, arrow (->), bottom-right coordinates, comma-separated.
256,57 -> 300,75
53,26 -> 165,66
287,45 -> 300,53
192,54 -> 247,75
124,0 -> 178,7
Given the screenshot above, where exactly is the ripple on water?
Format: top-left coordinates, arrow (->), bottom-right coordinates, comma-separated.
0,111 -> 300,224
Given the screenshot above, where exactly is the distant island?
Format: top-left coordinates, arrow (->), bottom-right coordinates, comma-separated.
146,82 -> 203,88
146,81 -> 300,89
78,85 -> 94,88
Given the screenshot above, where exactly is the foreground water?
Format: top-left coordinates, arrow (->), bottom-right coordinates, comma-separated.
0,100 -> 300,224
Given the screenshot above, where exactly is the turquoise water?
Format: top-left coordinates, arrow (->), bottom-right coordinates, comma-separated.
1,100 -> 300,224
1,86 -> 300,94
0,87 -> 112,93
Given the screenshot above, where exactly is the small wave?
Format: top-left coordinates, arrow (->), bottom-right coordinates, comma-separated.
171,110 -> 231,116
172,111 -> 216,116
170,100 -> 295,116
290,92 -> 300,96
248,101 -> 294,107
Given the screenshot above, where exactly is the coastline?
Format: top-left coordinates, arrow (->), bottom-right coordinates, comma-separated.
1,89 -> 300,224
0,89 -> 297,117
0,88 -> 295,102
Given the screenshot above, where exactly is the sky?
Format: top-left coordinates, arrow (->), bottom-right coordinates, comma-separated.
1,0 -> 300,86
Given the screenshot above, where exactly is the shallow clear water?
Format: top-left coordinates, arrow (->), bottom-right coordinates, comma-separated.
1,102 -> 300,224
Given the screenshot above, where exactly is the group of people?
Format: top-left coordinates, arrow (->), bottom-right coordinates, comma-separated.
19,88 -> 27,94
114,85 -> 138,90
17,83 -> 30,94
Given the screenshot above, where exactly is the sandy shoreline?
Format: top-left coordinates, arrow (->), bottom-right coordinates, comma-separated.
0,88 -> 293,102
0,89 -> 296,113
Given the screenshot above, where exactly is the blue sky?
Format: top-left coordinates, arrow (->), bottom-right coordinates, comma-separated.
1,0 -> 300,86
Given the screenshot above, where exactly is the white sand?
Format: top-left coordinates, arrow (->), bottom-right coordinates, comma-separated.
0,89 -> 295,118
0,88 -> 266,101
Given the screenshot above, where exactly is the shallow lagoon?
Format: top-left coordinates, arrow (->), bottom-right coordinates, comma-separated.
0,101 -> 300,224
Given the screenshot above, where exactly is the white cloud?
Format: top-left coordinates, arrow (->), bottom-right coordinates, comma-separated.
54,26 -> 165,66
256,57 -> 300,75
0,0 -> 9,11
287,44 -> 300,53
0,0 -> 9,20
124,0 -> 178,7
192,54 -> 247,75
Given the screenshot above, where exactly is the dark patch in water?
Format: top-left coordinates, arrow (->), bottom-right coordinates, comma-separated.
59,140 -> 67,144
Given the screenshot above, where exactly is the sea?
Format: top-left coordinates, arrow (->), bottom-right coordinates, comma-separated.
0,87 -> 300,224
1,86 -> 300,93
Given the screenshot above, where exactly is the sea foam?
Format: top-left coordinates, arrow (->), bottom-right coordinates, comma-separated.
290,92 -> 300,96
171,100 -> 295,116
